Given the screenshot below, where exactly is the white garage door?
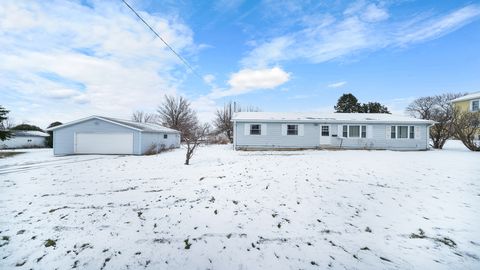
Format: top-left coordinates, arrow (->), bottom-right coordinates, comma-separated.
75,133 -> 134,154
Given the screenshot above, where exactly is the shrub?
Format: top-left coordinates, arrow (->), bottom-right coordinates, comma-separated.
144,143 -> 173,155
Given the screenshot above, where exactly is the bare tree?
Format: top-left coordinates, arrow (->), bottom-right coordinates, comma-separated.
131,110 -> 157,123
213,102 -> 234,143
406,93 -> 465,149
212,102 -> 261,143
453,110 -> 480,151
157,95 -> 197,136
237,104 -> 261,112
184,123 -> 209,165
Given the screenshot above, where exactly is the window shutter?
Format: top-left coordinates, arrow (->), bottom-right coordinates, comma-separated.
367,125 -> 373,139
386,126 -> 390,139
261,124 -> 267,136
415,126 -> 421,139
338,125 -> 343,137
299,124 -> 304,136
244,124 -> 250,135
281,124 -> 287,136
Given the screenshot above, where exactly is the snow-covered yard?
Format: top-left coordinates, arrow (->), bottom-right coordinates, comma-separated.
0,141 -> 479,269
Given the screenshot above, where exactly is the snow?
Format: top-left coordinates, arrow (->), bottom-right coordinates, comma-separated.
47,116 -> 180,133
10,131 -> 49,137
451,92 -> 480,103
0,141 -> 479,269
232,112 -> 435,124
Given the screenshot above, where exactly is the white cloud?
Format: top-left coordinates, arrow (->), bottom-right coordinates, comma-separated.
395,5 -> 480,45
327,81 -> 347,88
209,67 -> 290,98
362,4 -> 389,22
241,37 -> 294,67
241,4 -> 480,67
0,0 -> 196,127
203,74 -> 216,84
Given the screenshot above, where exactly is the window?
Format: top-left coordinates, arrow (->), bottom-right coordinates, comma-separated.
342,125 -> 348,137
287,125 -> 298,135
349,125 -> 360,138
409,126 -> 415,139
473,100 -> 479,112
361,126 -> 366,138
164,134 -> 168,139
398,126 -> 408,138
321,126 -> 329,136
250,124 -> 261,135
390,126 -> 396,139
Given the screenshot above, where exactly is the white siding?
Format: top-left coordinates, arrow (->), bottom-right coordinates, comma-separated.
235,122 -> 430,150
0,136 -> 46,149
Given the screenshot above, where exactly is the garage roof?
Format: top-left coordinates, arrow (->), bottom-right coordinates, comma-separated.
47,116 -> 181,133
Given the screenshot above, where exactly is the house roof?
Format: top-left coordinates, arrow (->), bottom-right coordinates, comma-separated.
46,116 -> 180,133
232,112 -> 435,124
451,92 -> 480,103
12,130 -> 49,137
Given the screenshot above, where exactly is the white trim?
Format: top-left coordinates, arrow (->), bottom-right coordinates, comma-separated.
261,124 -> 267,136
47,116 -> 143,132
244,123 -> 250,136
341,124 -> 367,138
389,125 -> 417,140
298,124 -> 304,136
471,99 -> 479,112
281,124 -> 287,136
233,120 -> 237,150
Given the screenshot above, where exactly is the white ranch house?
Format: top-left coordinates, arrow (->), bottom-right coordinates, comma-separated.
232,112 -> 435,151
0,130 -> 49,149
47,116 -> 180,156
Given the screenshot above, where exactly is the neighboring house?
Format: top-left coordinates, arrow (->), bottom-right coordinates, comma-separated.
451,92 -> 480,140
47,116 -> 180,156
451,92 -> 480,113
232,112 -> 435,151
0,130 -> 49,149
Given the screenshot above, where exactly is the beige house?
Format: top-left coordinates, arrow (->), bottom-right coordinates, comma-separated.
451,92 -> 480,140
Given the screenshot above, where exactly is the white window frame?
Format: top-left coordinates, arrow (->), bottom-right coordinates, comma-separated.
397,125 -> 409,139
341,125 -> 367,138
472,100 -> 479,112
321,125 -> 329,136
390,125 -> 416,140
287,124 -> 298,136
250,124 -> 261,135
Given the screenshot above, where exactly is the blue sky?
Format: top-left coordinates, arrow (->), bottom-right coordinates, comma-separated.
1,0 -> 479,127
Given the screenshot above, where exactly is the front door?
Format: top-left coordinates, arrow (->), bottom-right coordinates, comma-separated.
320,125 -> 331,145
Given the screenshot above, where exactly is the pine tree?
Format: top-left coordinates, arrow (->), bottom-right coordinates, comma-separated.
0,106 -> 12,141
334,93 -> 361,113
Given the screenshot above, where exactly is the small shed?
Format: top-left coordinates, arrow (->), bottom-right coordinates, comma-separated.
0,130 -> 49,149
47,116 -> 180,156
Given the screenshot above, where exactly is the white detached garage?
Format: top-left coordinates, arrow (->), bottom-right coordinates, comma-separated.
47,116 -> 180,156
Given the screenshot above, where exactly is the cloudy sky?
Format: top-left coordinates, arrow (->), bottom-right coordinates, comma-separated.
1,0 -> 479,128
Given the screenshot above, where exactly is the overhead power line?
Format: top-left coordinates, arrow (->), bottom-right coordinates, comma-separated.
121,0 -> 203,80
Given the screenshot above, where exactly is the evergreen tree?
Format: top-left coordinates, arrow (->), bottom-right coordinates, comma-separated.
0,106 -> 12,141
334,93 -> 361,113
360,102 -> 390,113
